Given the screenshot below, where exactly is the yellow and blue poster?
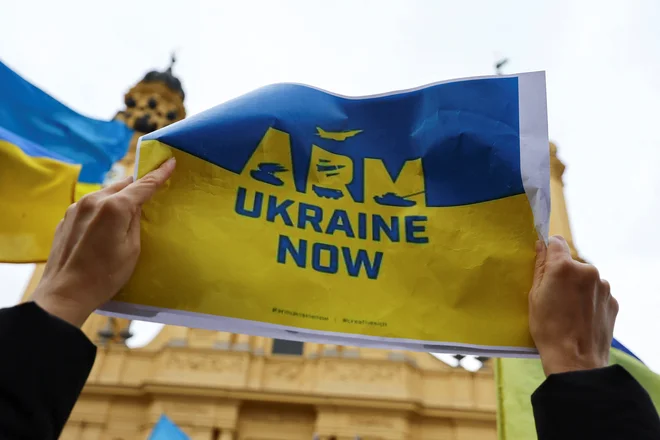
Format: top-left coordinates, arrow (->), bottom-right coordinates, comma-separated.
101,72 -> 549,355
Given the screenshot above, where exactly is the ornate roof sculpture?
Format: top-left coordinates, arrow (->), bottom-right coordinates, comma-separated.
114,54 -> 186,135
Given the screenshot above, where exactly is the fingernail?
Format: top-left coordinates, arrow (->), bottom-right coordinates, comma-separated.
535,240 -> 543,253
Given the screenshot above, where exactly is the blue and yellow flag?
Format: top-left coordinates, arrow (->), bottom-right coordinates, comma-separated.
495,339 -> 660,439
148,415 -> 189,440
0,60 -> 133,262
102,72 -> 549,355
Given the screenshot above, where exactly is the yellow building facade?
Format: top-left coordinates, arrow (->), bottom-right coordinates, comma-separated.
20,67 -> 580,440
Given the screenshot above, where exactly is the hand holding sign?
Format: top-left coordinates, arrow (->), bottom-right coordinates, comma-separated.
529,236 -> 618,376
31,158 -> 176,327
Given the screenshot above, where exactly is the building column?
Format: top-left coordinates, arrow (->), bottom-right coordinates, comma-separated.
305,342 -> 321,358
252,336 -> 267,355
219,428 -> 235,440
322,344 -> 340,356
186,427 -> 215,440
188,329 -> 233,349
387,349 -> 408,362
549,143 -> 581,259
233,334 -> 251,351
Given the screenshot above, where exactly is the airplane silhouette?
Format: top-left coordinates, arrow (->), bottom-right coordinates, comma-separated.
316,126 -> 363,141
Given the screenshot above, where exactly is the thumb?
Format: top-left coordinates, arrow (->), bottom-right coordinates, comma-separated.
532,239 -> 547,291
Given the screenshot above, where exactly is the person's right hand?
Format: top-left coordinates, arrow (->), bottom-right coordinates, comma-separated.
31,158 -> 176,328
529,235 -> 619,376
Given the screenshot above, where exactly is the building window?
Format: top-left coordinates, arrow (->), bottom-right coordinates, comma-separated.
272,338 -> 304,355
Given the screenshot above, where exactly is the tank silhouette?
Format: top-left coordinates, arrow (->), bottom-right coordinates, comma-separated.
374,190 -> 425,207
316,164 -> 345,177
250,162 -> 287,186
311,159 -> 347,199
316,159 -> 346,177
313,185 -> 344,199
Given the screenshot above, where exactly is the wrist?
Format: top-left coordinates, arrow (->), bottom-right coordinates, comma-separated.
32,284 -> 93,328
538,347 -> 609,376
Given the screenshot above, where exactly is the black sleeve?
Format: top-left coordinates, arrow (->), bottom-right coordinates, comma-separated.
0,302 -> 96,440
532,365 -> 660,440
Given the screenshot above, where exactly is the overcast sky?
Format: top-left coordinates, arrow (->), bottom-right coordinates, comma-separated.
1,0 -> 658,370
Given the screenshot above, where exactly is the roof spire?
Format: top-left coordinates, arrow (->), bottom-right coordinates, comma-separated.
167,52 -> 176,74
137,52 -> 185,100
495,58 -> 509,75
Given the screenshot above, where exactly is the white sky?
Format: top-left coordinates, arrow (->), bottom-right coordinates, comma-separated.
1,0 -> 659,371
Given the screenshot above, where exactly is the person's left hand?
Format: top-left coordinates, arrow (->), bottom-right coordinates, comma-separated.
31,158 -> 176,327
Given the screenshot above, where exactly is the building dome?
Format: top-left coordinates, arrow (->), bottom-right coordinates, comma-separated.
140,54 -> 185,101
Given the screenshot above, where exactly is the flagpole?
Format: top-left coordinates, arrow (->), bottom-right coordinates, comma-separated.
495,58 -> 509,75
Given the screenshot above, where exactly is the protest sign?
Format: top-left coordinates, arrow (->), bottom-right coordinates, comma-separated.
100,72 -> 549,356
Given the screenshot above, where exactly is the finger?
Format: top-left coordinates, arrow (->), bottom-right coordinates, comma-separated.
601,279 -> 611,295
609,295 -> 619,321
546,235 -> 572,259
100,175 -> 134,195
119,157 -> 176,206
531,240 -> 547,291
74,177 -> 133,205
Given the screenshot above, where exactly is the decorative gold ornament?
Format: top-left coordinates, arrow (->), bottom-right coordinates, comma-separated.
115,54 -> 186,135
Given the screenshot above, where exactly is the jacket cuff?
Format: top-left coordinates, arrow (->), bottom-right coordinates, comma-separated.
0,302 -> 97,436
532,365 -> 659,439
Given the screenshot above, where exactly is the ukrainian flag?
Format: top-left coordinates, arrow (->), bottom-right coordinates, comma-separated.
495,339 -> 660,439
105,72 -> 549,354
148,415 -> 189,440
0,60 -> 133,262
